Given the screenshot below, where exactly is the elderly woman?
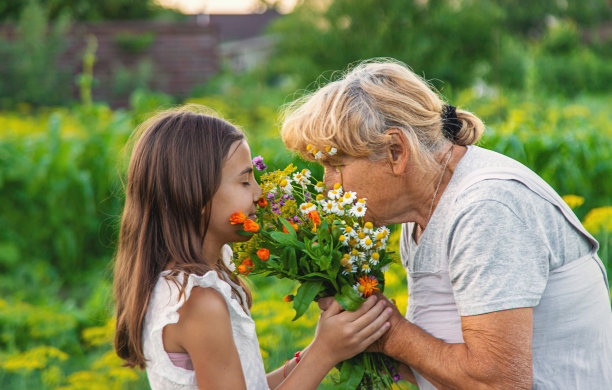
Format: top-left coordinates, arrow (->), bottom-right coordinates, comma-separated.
280,60 -> 612,389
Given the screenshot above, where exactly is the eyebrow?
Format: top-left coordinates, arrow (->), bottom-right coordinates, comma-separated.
239,167 -> 253,175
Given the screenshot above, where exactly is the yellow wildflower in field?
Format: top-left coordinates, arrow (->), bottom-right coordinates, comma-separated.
82,318 -> 115,347
2,346 -> 68,372
583,207 -> 612,234
562,195 -> 585,209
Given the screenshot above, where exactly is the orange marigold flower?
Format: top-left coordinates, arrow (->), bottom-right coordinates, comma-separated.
238,264 -> 247,274
229,211 -> 247,224
256,248 -> 270,261
283,294 -> 294,302
243,219 -> 260,233
308,210 -> 321,225
242,257 -> 254,267
358,276 -> 380,298
257,197 -> 268,207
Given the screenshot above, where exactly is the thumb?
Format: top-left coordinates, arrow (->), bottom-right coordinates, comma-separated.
321,298 -> 344,318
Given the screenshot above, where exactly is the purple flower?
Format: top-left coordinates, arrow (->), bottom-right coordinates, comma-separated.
252,155 -> 267,171
271,205 -> 281,215
292,215 -> 301,223
393,374 -> 401,382
266,192 -> 275,199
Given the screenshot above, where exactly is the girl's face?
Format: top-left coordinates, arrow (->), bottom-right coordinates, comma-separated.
206,140 -> 262,245
323,156 -> 395,227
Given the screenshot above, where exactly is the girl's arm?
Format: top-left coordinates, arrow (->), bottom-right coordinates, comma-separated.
267,295 -> 392,389
173,287 -> 247,390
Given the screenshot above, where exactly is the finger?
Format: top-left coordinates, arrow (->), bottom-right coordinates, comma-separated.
359,319 -> 391,351
349,299 -> 389,331
355,306 -> 392,340
343,294 -> 378,321
318,296 -> 334,311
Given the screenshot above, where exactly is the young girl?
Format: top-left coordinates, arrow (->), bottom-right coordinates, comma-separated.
113,105 -> 392,390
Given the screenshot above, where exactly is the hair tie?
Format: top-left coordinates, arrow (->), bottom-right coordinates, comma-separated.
441,104 -> 462,141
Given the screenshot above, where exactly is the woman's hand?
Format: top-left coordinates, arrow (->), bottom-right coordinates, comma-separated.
308,295 -> 392,367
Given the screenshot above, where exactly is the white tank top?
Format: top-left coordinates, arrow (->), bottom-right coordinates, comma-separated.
142,246 -> 269,390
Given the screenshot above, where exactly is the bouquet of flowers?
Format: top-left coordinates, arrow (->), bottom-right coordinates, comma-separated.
230,156 -> 402,389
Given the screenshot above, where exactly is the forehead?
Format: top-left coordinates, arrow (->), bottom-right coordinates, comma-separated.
224,140 -> 252,170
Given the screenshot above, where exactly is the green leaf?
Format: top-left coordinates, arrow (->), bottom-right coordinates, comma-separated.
335,284 -> 365,312
278,218 -> 297,239
288,246 -> 298,275
337,356 -> 366,387
269,231 -> 298,246
292,280 -> 324,321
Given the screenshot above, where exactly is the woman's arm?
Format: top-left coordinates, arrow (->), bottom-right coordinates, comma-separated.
381,302 -> 533,389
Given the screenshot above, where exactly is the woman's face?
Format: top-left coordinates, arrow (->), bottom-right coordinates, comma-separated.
323,156 -> 395,226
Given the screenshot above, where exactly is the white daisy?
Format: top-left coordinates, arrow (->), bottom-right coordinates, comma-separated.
279,177 -> 293,194
360,237 -> 374,250
342,225 -> 358,238
369,252 -> 380,266
327,187 -> 342,200
299,202 -> 317,215
340,191 -> 357,206
314,181 -> 325,193
349,204 -> 366,218
363,222 -> 374,234
332,202 -> 346,216
325,146 -> 337,156
321,200 -> 336,214
362,263 -> 372,274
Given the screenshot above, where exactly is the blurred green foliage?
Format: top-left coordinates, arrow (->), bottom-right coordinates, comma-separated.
0,0 -> 72,108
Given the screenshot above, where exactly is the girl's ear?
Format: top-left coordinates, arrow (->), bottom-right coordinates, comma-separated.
385,128 -> 410,175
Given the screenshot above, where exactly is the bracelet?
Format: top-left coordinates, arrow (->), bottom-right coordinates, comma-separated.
282,351 -> 303,379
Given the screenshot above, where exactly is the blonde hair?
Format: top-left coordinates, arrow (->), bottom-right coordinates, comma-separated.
281,59 -> 484,169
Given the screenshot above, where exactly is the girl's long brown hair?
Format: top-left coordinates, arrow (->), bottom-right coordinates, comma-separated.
113,105 -> 252,369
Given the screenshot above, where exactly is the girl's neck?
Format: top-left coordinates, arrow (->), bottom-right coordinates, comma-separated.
202,237 -> 225,268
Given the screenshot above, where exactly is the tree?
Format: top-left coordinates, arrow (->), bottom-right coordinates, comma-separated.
268,0 -> 504,90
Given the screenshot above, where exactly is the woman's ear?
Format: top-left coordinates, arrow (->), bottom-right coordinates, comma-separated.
385,128 -> 410,175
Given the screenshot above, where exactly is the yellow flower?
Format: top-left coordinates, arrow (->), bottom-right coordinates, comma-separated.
562,195 -> 585,209
364,222 -> 373,230
306,144 -> 312,151
583,206 -> 612,233
371,252 -> 380,261
333,183 -> 342,190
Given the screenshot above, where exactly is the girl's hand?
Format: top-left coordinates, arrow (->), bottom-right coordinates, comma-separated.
308,295 -> 392,367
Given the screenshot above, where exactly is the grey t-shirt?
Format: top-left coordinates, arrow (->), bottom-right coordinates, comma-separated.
401,145 -> 612,389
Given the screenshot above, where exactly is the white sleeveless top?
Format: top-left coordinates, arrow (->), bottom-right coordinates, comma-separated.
400,146 -> 612,389
142,246 -> 269,390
